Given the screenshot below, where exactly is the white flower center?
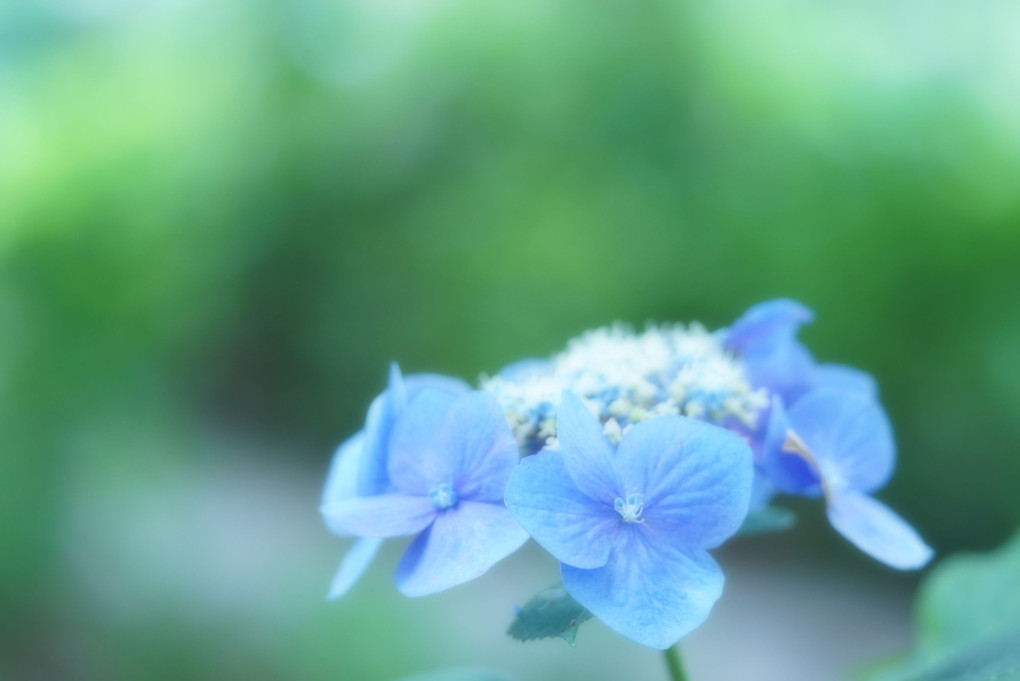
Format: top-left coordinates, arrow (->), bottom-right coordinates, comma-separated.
428,482 -> 458,510
482,322 -> 769,453
614,493 -> 645,523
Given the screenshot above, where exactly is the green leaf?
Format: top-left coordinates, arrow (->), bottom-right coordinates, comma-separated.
916,532 -> 1020,653
895,628 -> 1020,681
507,585 -> 593,646
864,530 -> 1020,681
736,506 -> 797,536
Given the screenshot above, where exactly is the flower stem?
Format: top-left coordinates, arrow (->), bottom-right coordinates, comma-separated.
662,644 -> 690,681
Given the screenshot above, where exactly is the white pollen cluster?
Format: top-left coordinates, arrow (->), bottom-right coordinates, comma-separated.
481,322 -> 768,453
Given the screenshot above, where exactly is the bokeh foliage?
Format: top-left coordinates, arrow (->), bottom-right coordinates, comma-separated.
866,530 -> 1020,681
2,0 -> 1019,679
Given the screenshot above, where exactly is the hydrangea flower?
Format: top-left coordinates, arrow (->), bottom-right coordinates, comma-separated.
720,299 -> 931,569
320,363 -> 468,598
762,388 -> 933,569
723,298 -> 877,403
504,391 -> 753,649
324,295 -> 932,644
321,388 -> 529,596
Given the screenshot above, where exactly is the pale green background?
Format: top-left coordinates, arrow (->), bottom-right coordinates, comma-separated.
2,1 -> 1019,679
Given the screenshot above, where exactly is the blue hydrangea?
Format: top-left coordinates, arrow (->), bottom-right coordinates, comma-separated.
504,391 -> 753,649
480,300 -> 931,571
321,387 -> 529,596
722,298 -> 877,403
323,298 -> 933,648
761,388 -> 933,569
320,363 -> 468,598
723,299 -> 932,569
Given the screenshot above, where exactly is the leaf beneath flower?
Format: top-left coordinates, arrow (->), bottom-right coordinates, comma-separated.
507,585 -> 593,646
736,506 -> 797,536
865,530 -> 1020,681
873,627 -> 1020,681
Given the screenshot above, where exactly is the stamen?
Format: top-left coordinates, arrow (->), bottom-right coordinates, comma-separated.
428,482 -> 458,510
781,429 -> 832,500
614,493 -> 645,523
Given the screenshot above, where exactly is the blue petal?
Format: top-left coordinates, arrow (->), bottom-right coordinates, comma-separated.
827,490 -> 933,570
327,537 -> 384,600
321,493 -> 436,537
356,365 -> 469,497
556,391 -> 620,503
745,337 -> 817,403
724,299 -> 814,353
724,299 -> 818,402
759,397 -> 823,496
384,389 -> 463,494
749,473 -> 776,511
614,415 -> 753,550
358,390 -> 397,496
357,365 -> 408,496
787,388 -> 894,494
504,449 -> 619,569
405,373 -> 472,399
561,529 -> 724,649
387,362 -> 409,412
816,363 -> 878,399
321,432 -> 365,513
394,501 -> 529,596
388,391 -> 519,503
439,392 -> 520,504
495,358 -> 552,381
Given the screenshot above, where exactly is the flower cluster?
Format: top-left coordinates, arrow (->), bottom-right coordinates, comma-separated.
482,322 -> 768,453
320,300 -> 933,650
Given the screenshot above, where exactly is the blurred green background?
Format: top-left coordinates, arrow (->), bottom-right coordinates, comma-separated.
2,0 -> 1019,679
